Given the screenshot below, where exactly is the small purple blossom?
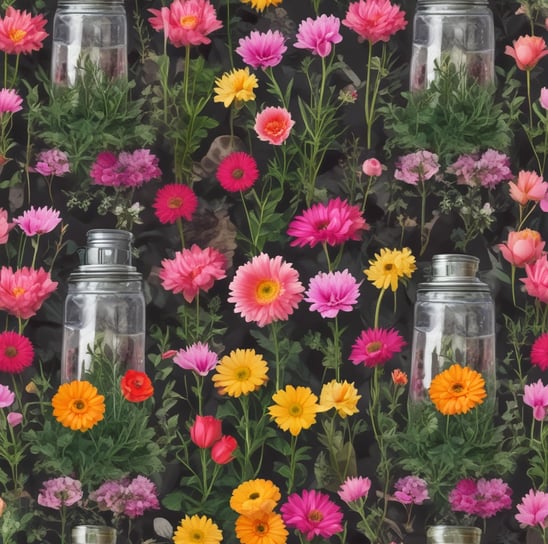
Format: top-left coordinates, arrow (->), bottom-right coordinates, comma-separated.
294,14 -> 343,57
33,149 -> 70,177
37,477 -> 83,510
305,269 -> 360,318
0,384 -> 14,408
173,342 -> 219,376
236,30 -> 287,70
13,206 -> 62,237
394,150 -> 440,185
393,475 -> 429,505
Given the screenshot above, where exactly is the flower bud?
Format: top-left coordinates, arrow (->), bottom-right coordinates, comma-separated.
190,415 -> 223,448
211,435 -> 237,464
362,158 -> 383,177
7,412 -> 22,427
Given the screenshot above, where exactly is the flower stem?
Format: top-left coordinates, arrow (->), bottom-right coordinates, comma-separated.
374,287 -> 387,329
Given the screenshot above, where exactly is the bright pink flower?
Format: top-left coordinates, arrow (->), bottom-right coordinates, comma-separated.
0,331 -> 34,374
509,170 -> 548,205
521,254 -> 548,304
89,151 -> 119,185
153,183 -> 198,224
349,327 -> 406,367
211,435 -> 237,464
393,476 -> 429,505
173,342 -> 218,376
516,489 -> 548,528
342,0 -> 407,44
540,87 -> 548,110
281,489 -> 344,541
362,158 -> 383,177
505,35 -> 548,71
287,198 -> 369,248
37,477 -> 83,510
216,152 -> 259,192
236,30 -> 287,69
449,150 -> 512,189
13,206 -> 62,236
7,411 -> 22,427
531,333 -> 548,371
449,478 -> 512,518
148,0 -> 222,47
228,253 -> 304,328
254,106 -> 295,145
159,244 -> 227,303
498,229 -> 545,268
524,379 -> 548,421
33,149 -> 70,177
0,384 -> 14,408
0,7 -> 48,55
0,208 -> 13,245
294,15 -> 343,57
338,476 -> 371,504
394,150 -> 440,185
190,415 -> 223,448
0,88 -> 22,114
0,266 -> 58,320
91,149 -> 161,188
305,269 -> 360,318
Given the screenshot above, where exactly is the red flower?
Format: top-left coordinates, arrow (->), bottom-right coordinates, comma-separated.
0,331 -> 34,374
211,435 -> 237,464
120,370 -> 154,403
190,415 -> 223,448
505,35 -> 548,71
216,152 -> 259,192
153,183 -> 198,224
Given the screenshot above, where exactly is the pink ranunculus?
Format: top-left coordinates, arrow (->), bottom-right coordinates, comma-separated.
362,158 -> 383,177
210,435 -> 237,464
505,35 -> 548,71
294,14 -> 343,58
0,7 -> 48,55
498,229 -> 545,268
33,149 -> 70,177
521,255 -> 548,304
540,87 -> 548,110
509,170 -> 548,205
254,106 -> 295,145
7,411 -> 22,427
393,475 -> 430,506
0,208 -> 13,244
190,415 -> 223,448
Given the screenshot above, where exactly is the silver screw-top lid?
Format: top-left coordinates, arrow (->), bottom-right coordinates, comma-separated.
71,525 -> 117,544
83,229 -> 133,266
419,254 -> 490,292
426,525 -> 482,544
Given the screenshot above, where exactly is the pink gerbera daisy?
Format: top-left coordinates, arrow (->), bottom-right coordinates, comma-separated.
228,253 -> 304,328
159,244 -> 227,303
236,30 -> 287,70
0,88 -> 22,114
254,107 -> 295,145
338,476 -> 371,504
349,327 -> 406,367
13,206 -> 62,237
294,14 -> 343,57
305,269 -> 360,318
153,183 -> 198,224
173,342 -> 219,376
0,331 -> 34,374
0,7 -> 48,55
531,333 -> 548,371
216,152 -> 259,192
287,198 -> 369,248
280,489 -> 344,541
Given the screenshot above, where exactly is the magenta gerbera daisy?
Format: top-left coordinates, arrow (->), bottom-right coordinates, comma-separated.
531,333 -> 548,371
305,269 -> 360,318
216,152 -> 259,192
228,253 -> 304,327
287,198 -> 369,248
349,327 -> 406,367
0,331 -> 34,374
153,183 -> 198,224
280,489 -> 344,541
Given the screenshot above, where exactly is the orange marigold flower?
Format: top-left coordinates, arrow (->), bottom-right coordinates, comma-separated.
52,380 -> 105,432
391,368 -> 408,386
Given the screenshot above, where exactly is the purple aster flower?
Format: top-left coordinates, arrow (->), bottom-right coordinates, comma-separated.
13,206 -> 62,237
0,384 -> 14,408
523,379 -> 548,421
33,149 -> 70,177
236,30 -> 287,69
393,475 -> 429,505
173,342 -> 219,376
305,269 -> 360,318
37,477 -> 83,510
0,88 -> 22,114
338,476 -> 371,504
294,14 -> 343,57
394,150 -> 440,185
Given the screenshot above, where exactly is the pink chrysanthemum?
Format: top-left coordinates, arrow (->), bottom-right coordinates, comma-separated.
516,489 -> 548,529
254,107 -> 295,145
349,327 -> 406,367
342,0 -> 407,44
523,379 -> 548,421
0,266 -> 58,320
153,183 -> 198,224
0,88 -> 22,114
216,152 -> 259,192
449,478 -> 512,518
0,7 -> 48,55
173,342 -> 219,376
531,333 -> 548,371
280,489 -> 344,541
159,244 -> 227,303
521,254 -> 548,304
338,476 -> 371,504
13,206 -> 62,237
228,253 -> 304,328
33,149 -> 70,177
394,150 -> 440,185
236,30 -> 287,70
305,269 -> 360,318
393,476 -> 430,506
0,331 -> 34,374
287,198 -> 369,248
148,0 -> 222,48
294,15 -> 343,57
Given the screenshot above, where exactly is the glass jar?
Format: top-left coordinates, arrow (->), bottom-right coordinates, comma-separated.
408,254 -> 496,412
51,0 -> 127,86
72,525 -> 117,544
61,229 -> 145,383
409,0 -> 495,91
427,525 -> 482,544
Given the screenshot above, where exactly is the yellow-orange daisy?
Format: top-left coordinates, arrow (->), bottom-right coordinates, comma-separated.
318,380 -> 361,418
235,511 -> 288,544
230,479 -> 281,518
364,247 -> 416,292
213,67 -> 258,108
173,515 -> 222,544
239,0 -> 283,13
212,349 -> 269,397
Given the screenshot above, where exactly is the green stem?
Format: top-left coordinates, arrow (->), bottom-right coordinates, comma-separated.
526,68 -> 533,130
374,287 -> 387,329
176,217 -> 185,250
287,433 -> 298,494
271,321 -> 283,391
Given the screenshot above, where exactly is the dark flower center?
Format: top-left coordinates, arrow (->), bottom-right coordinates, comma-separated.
232,168 -> 244,179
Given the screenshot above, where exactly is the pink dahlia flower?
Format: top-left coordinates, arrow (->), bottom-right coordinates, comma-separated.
228,253 -> 304,327
236,30 -> 287,70
0,331 -> 34,374
521,254 -> 548,304
173,342 -> 219,376
294,14 -> 343,57
0,7 -> 48,55
159,244 -> 227,303
349,327 -> 406,367
254,106 -> 295,145
153,183 -> 198,224
523,379 -> 548,421
305,269 -> 360,318
516,489 -> 548,528
0,88 -> 22,114
33,149 -> 70,177
13,206 -> 62,237
216,152 -> 259,192
531,333 -> 548,372
338,476 -> 371,504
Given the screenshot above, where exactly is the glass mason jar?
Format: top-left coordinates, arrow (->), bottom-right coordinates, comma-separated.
72,525 -> 117,544
408,254 -> 496,414
409,0 -> 495,91
51,0 -> 127,86
427,525 -> 482,544
61,229 -> 145,383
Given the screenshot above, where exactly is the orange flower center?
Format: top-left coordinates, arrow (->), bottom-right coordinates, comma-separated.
366,341 -> 382,353
255,279 -> 280,304
9,28 -> 26,43
180,15 -> 198,29
168,196 -> 183,209
308,509 -> 323,522
12,287 -> 25,298
265,120 -> 284,137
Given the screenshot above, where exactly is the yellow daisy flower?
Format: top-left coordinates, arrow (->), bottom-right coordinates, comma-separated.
319,380 -> 361,418
428,364 -> 487,415
235,512 -> 288,544
173,515 -> 223,544
364,247 -> 416,292
240,0 -> 283,12
212,349 -> 269,397
214,67 -> 258,108
268,385 -> 323,436
230,479 -> 281,518
51,380 -> 105,432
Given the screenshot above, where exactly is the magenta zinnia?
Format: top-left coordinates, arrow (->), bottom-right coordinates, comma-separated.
294,14 -> 343,57
349,327 -> 406,367
0,331 -> 34,374
228,253 -> 304,327
305,269 -> 360,318
153,183 -> 198,224
236,29 -> 287,70
216,152 -> 259,192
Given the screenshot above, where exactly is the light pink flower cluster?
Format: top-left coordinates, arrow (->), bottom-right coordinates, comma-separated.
173,342 -> 218,376
90,149 -> 162,188
0,208 -> 13,244
33,149 -> 70,177
37,477 -> 83,510
90,476 -> 160,518
392,475 -> 429,505
449,478 -> 512,518
294,14 -> 343,58
449,149 -> 512,189
305,269 -> 360,318
394,150 -> 440,185
13,206 -> 62,237
236,30 -> 287,70
523,379 -> 548,421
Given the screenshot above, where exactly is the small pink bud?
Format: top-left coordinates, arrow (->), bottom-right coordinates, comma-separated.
362,158 -> 383,177
7,412 -> 23,427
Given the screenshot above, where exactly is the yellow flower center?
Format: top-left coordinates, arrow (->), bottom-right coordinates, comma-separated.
289,403 -> 302,416
12,287 -> 25,298
9,28 -> 26,43
180,15 -> 198,29
256,279 -> 280,304
366,341 -> 382,353
168,196 -> 183,209
308,509 -> 323,522
236,367 -> 251,381
72,399 -> 86,412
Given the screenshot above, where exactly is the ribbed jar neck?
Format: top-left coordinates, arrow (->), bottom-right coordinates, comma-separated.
416,0 -> 489,8
57,0 -> 124,7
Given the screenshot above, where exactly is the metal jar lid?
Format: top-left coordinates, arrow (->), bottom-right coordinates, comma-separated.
426,525 -> 482,544
418,254 -> 490,292
71,525 -> 117,544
